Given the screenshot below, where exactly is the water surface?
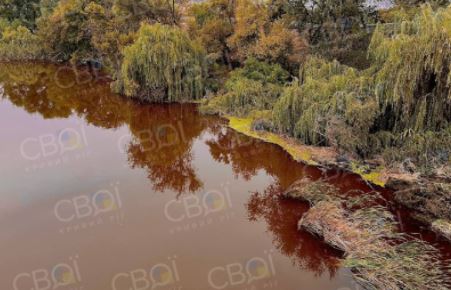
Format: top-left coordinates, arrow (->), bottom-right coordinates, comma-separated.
0,63 -> 447,290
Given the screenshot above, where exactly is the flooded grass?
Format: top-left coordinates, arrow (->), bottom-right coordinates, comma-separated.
285,178 -> 451,290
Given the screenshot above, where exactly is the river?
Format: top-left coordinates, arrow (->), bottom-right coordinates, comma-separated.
0,63 -> 448,290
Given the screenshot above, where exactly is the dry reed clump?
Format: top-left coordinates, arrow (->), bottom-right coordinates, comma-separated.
394,182 -> 451,220
284,178 -> 451,290
393,181 -> 451,241
432,220 -> 451,241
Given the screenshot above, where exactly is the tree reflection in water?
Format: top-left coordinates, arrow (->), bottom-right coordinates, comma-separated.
0,63 -> 219,194
126,104 -> 216,194
1,62 -> 355,278
206,127 -> 344,277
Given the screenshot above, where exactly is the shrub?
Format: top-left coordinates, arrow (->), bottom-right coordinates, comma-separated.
206,77 -> 282,116
0,21 -> 44,60
201,58 -> 289,115
230,57 -> 290,85
381,128 -> 451,171
37,0 -> 95,62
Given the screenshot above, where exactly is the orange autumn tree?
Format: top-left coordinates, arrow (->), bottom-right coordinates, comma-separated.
187,0 -> 235,68
252,20 -> 307,71
227,0 -> 307,70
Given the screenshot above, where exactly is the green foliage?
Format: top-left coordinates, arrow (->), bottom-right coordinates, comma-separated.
284,0 -> 377,40
206,5 -> 450,170
275,5 -> 451,165
34,0 -> 183,64
394,0 -> 450,7
39,0 -> 59,18
37,0 -> 96,62
0,0 -> 41,29
273,56 -> 376,150
314,31 -> 372,70
281,0 -> 379,68
0,20 -> 44,60
83,1 -> 133,76
112,0 -> 179,29
230,58 -> 290,85
113,23 -> 206,102
187,0 -> 234,67
206,78 -> 282,116
369,4 -> 451,133
380,128 -> 451,172
0,1 -> 449,173
202,59 -> 289,115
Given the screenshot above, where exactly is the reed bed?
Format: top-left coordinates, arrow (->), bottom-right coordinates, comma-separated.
285,178 -> 451,290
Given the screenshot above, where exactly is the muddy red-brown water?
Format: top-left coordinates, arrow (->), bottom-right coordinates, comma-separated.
0,63 -> 448,290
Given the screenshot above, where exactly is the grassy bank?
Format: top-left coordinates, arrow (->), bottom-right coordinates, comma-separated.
225,115 -> 386,186
284,178 -> 451,290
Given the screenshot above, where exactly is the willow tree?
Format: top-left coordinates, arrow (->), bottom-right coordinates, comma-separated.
113,23 -> 206,102
272,4 -> 451,162
369,4 -> 450,133
272,56 -> 376,153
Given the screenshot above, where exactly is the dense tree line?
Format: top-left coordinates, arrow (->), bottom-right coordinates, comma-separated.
0,0 -> 449,171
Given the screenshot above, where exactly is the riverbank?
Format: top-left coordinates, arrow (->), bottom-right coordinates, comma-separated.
223,115 -> 451,243
283,178 -> 451,290
226,115 -> 386,186
387,175 -> 451,241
